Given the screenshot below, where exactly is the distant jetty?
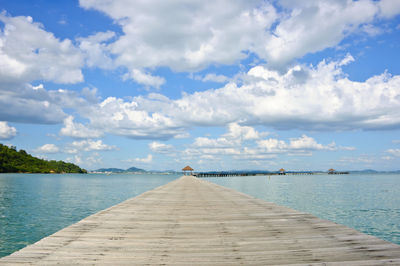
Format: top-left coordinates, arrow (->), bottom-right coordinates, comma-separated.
195,170 -> 349,178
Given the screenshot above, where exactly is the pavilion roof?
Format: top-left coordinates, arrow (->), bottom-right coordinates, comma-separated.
182,166 -> 194,171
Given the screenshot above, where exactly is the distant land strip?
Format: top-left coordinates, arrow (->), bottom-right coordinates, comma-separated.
0,144 -> 86,174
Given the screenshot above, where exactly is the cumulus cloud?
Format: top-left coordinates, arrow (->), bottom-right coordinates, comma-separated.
0,82 -> 95,124
0,13 -> 83,84
264,1 -> 381,68
34,143 -> 59,154
78,31 -> 115,69
193,137 -> 238,149
181,125 -> 352,164
65,139 -> 116,154
82,96 -> 186,139
79,0 -> 277,72
78,0 -> 399,72
171,55 -> 400,131
191,123 -> 267,152
125,69 -> 165,89
60,116 -> 103,139
0,84 -> 68,124
360,24 -> 384,37
223,123 -> 268,140
66,153 -> 102,168
378,0 -> 400,18
382,156 -> 394,161
0,121 -> 17,139
257,135 -> 336,153
193,73 -> 229,83
387,149 -> 400,157
0,13 -> 93,125
2,7 -> 397,140
0,14 -> 95,125
66,155 -> 82,165
149,142 -> 174,154
61,55 -> 400,140
134,154 -> 153,163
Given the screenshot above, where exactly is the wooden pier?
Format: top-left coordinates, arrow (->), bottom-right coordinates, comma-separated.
1,175 -> 399,265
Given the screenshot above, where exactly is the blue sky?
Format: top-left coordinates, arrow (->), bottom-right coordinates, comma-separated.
1,0 -> 400,171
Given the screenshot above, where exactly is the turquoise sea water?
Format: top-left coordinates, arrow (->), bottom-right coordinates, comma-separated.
0,173 -> 399,258
205,173 -> 400,246
0,173 -> 180,258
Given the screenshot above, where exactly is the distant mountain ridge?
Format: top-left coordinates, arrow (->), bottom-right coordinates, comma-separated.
93,167 -> 146,173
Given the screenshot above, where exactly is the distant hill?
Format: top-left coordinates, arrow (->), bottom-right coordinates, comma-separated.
95,168 -> 126,173
0,144 -> 87,174
94,166 -> 146,173
126,166 -> 146,172
350,169 -> 379,174
349,169 -> 400,174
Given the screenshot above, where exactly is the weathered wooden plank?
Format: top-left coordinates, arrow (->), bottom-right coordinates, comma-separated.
1,175 -> 399,265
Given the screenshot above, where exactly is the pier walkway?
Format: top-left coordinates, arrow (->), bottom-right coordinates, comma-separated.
1,175 -> 400,265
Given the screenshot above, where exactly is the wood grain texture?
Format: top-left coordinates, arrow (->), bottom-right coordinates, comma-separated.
1,175 -> 399,265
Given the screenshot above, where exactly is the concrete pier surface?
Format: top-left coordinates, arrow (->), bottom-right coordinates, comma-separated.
1,175 -> 400,265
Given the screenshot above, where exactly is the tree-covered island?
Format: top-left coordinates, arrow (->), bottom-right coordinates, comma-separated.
0,144 -> 87,173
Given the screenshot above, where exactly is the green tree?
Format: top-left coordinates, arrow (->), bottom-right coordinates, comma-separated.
0,144 -> 87,174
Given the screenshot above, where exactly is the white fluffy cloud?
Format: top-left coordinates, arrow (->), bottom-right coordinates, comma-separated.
378,0 -> 400,18
192,123 -> 267,149
180,124 -> 353,164
193,73 -> 229,83
0,84 -> 67,124
264,0 -> 381,68
78,31 -> 115,69
65,139 -> 116,154
223,123 -> 268,141
387,149 -> 400,157
69,56 -> 400,139
0,14 -> 102,125
0,13 -> 93,125
78,0 -> 399,72
134,154 -> 153,163
34,143 -> 59,154
193,137 -> 237,149
60,116 -> 103,139
0,83 -> 95,124
125,69 -> 165,89
171,55 -> 400,131
0,13 -> 83,84
257,135 -> 336,153
79,0 -> 277,72
2,3 -> 398,140
149,142 -> 174,154
83,96 -> 186,139
66,152 -> 102,168
0,121 -> 17,139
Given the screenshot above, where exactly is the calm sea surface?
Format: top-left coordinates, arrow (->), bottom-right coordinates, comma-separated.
205,173 -> 400,246
0,173 -> 399,258
0,173 -> 180,258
